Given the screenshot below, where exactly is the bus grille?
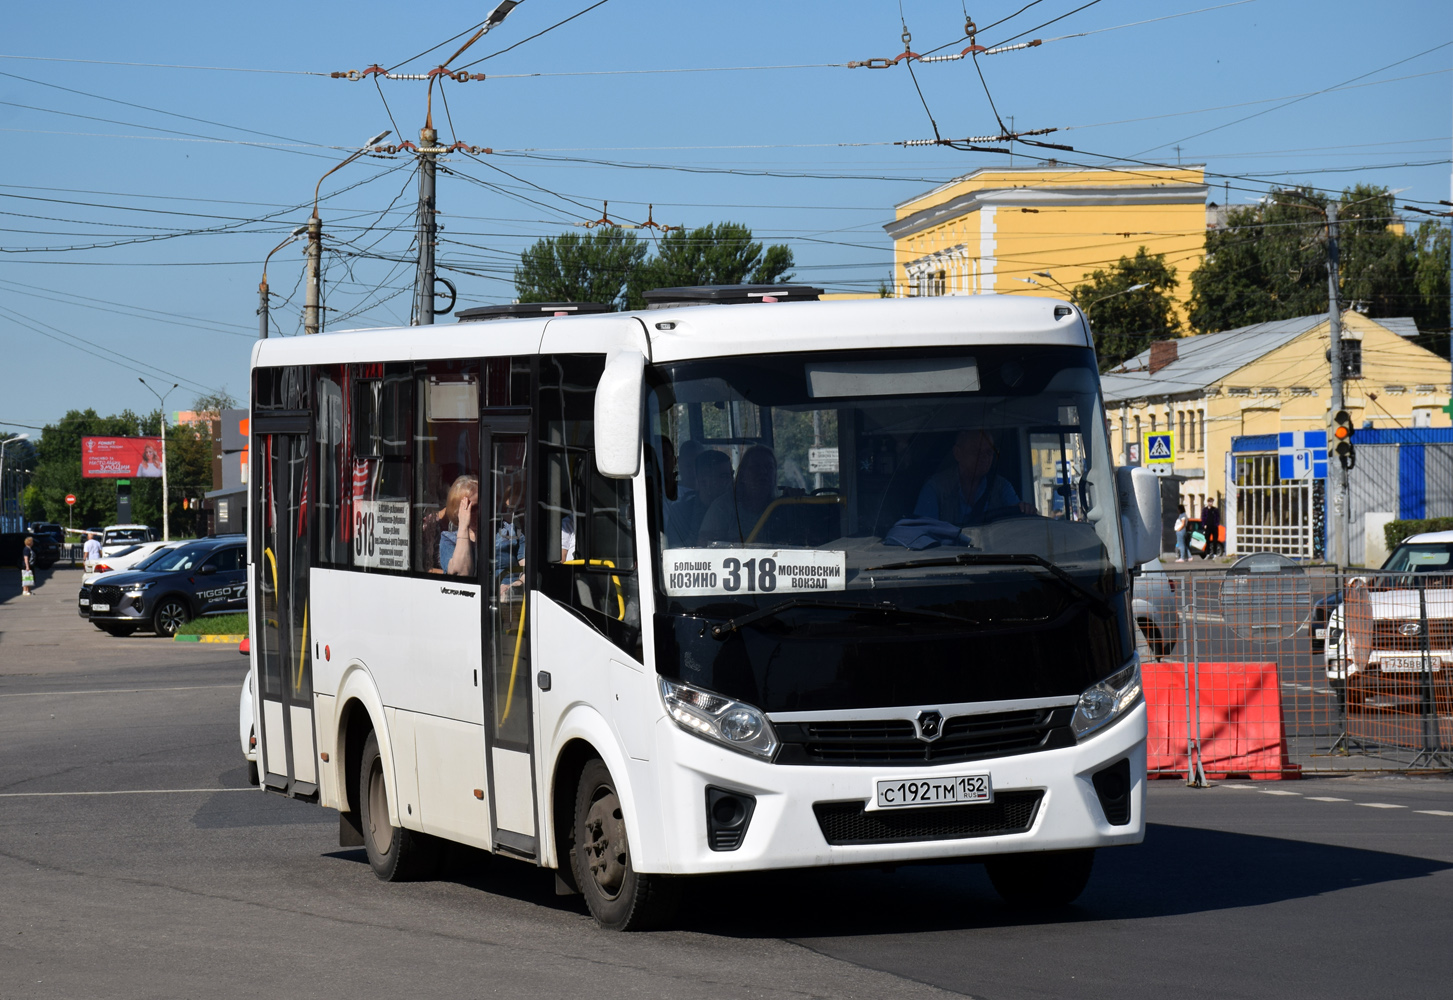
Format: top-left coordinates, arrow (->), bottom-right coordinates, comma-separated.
813,791 -> 1043,845
774,708 -> 1075,766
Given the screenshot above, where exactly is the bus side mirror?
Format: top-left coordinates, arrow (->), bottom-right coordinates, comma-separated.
1115,466 -> 1162,566
594,349 -> 645,479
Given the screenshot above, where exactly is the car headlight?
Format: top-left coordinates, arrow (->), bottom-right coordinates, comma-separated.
1072,660 -> 1142,740
123,582 -> 155,596
659,677 -> 778,759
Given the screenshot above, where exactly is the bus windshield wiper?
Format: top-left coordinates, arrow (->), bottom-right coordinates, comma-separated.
709,598 -> 979,639
863,552 -> 1114,618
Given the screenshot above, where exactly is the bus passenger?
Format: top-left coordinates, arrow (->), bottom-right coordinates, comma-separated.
698,445 -> 778,544
439,475 -> 479,576
667,449 -> 733,547
914,429 -> 1031,526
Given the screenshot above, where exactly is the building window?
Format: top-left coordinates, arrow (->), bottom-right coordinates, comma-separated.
1289,386 -> 1314,397
1384,385 -> 1407,395
1416,384 -> 1437,395
1150,414 -> 1157,433
1177,411 -> 1185,454
1228,387 -> 1251,397
1258,387 -> 1279,396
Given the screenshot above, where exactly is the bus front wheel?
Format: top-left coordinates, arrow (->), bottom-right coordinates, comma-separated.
358,730 -> 440,881
570,758 -> 677,931
986,849 -> 1095,910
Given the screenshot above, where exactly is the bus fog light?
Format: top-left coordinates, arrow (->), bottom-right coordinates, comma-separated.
660,677 -> 778,759
1072,660 -> 1142,740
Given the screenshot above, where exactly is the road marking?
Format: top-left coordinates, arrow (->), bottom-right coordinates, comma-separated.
1260,789 -> 1302,796
1415,810 -> 1453,817
1357,802 -> 1406,809
0,788 -> 254,798
0,684 -> 236,698
1306,796 -> 1349,802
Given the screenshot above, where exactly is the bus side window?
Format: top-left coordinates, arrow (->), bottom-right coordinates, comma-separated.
350,364 -> 414,573
412,362 -> 481,575
537,355 -> 642,661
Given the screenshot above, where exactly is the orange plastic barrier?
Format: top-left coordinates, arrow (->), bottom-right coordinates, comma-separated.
1143,661 -> 1299,780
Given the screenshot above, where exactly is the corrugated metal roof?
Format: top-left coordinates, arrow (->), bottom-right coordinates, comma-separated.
1099,315 -> 1323,402
1376,316 -> 1419,338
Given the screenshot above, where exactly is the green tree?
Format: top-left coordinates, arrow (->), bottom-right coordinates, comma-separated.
627,222 -> 794,306
191,389 -> 239,417
1189,184 -> 1441,337
1411,219 -> 1450,356
513,227 -> 647,309
1071,247 -> 1182,371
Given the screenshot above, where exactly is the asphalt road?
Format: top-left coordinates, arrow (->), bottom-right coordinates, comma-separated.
4,565 -> 1453,999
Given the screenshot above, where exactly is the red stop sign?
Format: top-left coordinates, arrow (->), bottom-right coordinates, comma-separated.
65,494 -> 77,506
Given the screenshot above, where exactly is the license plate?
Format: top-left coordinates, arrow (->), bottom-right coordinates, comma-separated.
1380,657 -> 1442,672
92,603 -> 110,612
1314,627 -> 1326,639
874,773 -> 992,810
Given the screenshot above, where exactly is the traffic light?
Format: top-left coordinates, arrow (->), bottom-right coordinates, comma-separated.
1332,409 -> 1356,470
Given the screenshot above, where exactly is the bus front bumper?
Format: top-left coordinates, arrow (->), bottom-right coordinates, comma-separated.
645,702 -> 1147,875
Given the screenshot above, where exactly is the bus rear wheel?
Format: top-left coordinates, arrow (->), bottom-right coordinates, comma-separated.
570,759 -> 677,931
358,730 -> 440,881
986,849 -> 1095,910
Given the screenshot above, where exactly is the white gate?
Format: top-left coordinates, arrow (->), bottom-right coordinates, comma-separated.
1231,453 -> 1316,558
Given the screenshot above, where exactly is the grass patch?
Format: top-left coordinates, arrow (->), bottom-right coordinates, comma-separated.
176,612 -> 249,636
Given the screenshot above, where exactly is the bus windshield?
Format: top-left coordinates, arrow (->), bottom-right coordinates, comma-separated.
646,344 -> 1130,712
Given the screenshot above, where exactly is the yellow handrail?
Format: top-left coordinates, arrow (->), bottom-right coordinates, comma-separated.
500,591 -> 526,722
744,494 -> 844,544
561,558 -> 626,620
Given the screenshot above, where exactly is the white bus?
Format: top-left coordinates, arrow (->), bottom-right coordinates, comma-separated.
247,291 -> 1161,930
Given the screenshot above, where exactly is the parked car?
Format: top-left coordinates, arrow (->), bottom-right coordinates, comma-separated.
1132,557 -> 1179,656
1325,530 -> 1453,712
87,536 -> 246,637
23,531 -> 60,569
29,522 -> 65,546
78,543 -> 180,622
100,524 -> 156,557
83,540 -> 176,583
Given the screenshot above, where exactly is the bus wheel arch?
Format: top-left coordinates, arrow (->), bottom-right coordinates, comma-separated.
568,756 -> 678,930
337,696 -> 375,846
550,739 -> 601,894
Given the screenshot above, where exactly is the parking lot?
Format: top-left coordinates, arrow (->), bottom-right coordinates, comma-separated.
3,564 -> 1453,999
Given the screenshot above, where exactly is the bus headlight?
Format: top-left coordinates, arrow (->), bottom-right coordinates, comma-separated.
659,677 -> 778,759
1072,660 -> 1142,740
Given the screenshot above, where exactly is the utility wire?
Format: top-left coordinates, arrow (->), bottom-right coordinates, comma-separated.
0,54 -> 325,75
456,0 -> 613,70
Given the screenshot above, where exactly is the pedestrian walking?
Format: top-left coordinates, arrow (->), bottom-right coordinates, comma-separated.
1174,505 -> 1190,562
21,536 -> 37,595
1201,502 -> 1221,559
83,531 -> 102,574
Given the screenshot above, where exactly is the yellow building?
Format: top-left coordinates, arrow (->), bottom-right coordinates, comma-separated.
884,164 -> 1209,324
1100,312 -> 1451,546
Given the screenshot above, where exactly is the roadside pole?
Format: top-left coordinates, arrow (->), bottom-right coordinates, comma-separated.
415,126 -> 439,325
304,215 -> 322,336
1325,201 -> 1348,569
137,380 -> 178,542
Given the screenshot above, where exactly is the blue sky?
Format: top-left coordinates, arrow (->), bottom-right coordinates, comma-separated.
2,0 -> 1450,429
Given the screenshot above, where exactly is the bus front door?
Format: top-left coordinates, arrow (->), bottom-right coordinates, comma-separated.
481,417 -> 537,858
253,422 -> 318,800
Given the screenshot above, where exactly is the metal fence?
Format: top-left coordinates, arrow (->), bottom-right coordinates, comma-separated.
1133,560 -> 1453,781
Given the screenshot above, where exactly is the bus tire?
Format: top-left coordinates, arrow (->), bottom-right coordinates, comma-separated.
986,849 -> 1095,910
570,758 -> 677,931
358,730 -> 440,882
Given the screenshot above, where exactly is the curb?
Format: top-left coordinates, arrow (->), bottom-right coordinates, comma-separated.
174,634 -> 248,644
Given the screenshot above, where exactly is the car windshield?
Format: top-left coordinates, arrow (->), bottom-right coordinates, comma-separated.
134,545 -> 177,570
1382,542 -> 1453,575
105,529 -> 148,544
645,345 -> 1124,627
148,546 -> 210,573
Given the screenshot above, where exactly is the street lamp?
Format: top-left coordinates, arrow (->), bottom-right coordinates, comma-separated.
1085,283 -> 1149,313
137,379 -> 178,541
258,225 -> 308,340
0,433 -> 29,534
304,129 -> 391,336
1033,271 -> 1077,298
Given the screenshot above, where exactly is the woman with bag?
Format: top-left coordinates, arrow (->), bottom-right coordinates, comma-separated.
20,536 -> 37,595
1174,505 -> 1190,562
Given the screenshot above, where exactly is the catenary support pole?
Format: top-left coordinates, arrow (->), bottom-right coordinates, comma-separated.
258,278 -> 269,340
415,126 -> 439,326
1326,201 -> 1347,568
304,215 -> 322,336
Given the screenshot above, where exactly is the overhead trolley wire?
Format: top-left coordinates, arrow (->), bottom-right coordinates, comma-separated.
456,0 -> 614,71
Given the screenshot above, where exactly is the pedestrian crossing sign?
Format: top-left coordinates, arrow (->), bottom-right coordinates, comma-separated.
1144,432 -> 1175,465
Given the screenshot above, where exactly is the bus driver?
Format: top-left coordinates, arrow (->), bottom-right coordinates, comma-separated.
914,429 -> 1034,526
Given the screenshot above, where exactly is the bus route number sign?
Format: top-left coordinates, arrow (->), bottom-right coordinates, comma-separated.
353,499 -> 410,570
662,548 -> 846,597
